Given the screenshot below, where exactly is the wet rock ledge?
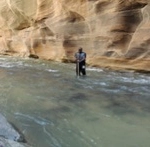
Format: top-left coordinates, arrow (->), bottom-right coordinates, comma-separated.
0,114 -> 31,147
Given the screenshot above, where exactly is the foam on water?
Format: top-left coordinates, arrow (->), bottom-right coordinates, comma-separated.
46,69 -> 59,73
87,67 -> 103,71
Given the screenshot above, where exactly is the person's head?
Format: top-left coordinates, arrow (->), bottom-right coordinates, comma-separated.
78,47 -> 83,53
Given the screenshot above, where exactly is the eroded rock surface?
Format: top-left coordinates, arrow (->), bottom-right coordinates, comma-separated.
0,0 -> 150,71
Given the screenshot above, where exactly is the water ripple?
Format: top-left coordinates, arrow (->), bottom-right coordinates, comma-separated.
14,112 -> 52,126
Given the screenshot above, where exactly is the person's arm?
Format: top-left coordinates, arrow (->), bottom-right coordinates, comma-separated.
75,53 -> 79,62
79,52 -> 86,62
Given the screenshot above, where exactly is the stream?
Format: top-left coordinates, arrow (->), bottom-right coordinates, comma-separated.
0,56 -> 150,147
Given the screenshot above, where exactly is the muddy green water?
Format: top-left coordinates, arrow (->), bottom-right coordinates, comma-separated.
0,56 -> 150,147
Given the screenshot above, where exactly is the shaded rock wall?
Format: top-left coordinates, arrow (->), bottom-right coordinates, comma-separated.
0,0 -> 150,71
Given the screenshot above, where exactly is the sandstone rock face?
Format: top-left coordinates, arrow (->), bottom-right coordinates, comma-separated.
0,0 -> 150,71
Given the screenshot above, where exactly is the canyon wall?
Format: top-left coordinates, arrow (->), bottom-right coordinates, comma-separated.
0,0 -> 150,71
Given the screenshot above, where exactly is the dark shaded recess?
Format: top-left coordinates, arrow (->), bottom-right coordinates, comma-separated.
125,47 -> 148,59
15,21 -> 30,30
64,11 -> 85,23
122,10 -> 142,27
8,122 -> 27,143
35,17 -> 48,23
69,93 -> 88,102
35,0 -> 51,17
28,54 -> 39,59
144,38 -> 150,44
118,1 -> 148,11
135,70 -> 150,74
109,10 -> 142,49
112,10 -> 142,33
38,1 -> 47,9
32,39 -> 41,48
110,25 -> 132,33
107,34 -> 131,48
95,1 -> 112,14
5,50 -> 18,53
103,51 -> 116,57
140,38 -> 150,48
40,27 -> 54,36
109,9 -> 143,50
63,40 -> 76,48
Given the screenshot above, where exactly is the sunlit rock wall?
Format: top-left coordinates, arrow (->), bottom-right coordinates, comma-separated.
0,0 -> 150,71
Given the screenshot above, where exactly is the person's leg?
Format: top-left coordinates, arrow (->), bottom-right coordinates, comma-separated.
82,68 -> 86,75
79,63 -> 83,76
76,62 -> 80,76
81,62 -> 86,75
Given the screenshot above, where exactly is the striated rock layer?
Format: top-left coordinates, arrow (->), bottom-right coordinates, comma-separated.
0,0 -> 150,72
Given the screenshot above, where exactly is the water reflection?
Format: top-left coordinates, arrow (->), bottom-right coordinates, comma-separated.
0,56 -> 150,147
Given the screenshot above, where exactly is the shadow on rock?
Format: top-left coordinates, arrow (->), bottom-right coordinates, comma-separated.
8,122 -> 27,143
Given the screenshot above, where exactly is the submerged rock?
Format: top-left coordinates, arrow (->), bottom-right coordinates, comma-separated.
0,138 -> 29,147
0,114 -> 31,147
0,114 -> 21,141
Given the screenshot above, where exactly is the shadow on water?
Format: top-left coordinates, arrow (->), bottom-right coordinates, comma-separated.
68,93 -> 88,102
98,90 -> 150,119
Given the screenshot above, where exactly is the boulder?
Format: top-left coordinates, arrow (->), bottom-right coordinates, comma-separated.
0,114 -> 30,147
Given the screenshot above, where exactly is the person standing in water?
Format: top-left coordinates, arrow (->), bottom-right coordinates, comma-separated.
75,47 -> 86,76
